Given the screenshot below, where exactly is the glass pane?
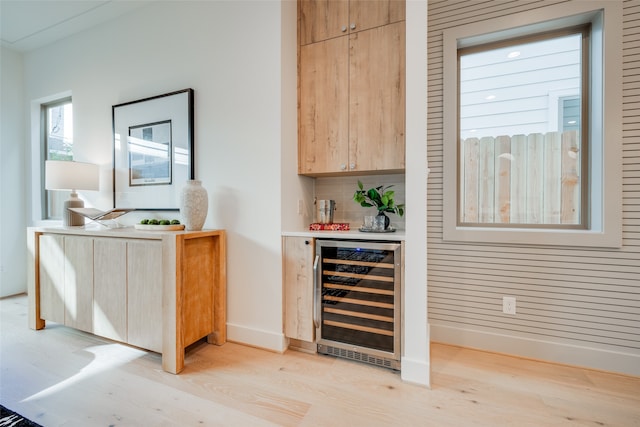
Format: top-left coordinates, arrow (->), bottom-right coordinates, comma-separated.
47,102 -> 73,161
459,33 -> 582,226
45,101 -> 73,219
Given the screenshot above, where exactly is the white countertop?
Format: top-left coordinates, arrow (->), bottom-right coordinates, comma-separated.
282,228 -> 405,241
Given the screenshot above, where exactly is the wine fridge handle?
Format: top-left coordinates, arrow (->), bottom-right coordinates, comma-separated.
313,254 -> 320,328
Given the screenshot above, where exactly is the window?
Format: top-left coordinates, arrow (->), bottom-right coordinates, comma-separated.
458,27 -> 589,228
43,98 -> 73,220
442,2 -> 622,247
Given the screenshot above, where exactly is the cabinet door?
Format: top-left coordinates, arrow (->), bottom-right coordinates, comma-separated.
299,36 -> 349,175
349,21 -> 405,172
283,237 -> 315,342
299,0 -> 404,45
93,238 -> 127,342
38,234 -> 65,324
127,240 -> 163,353
349,0 -> 405,33
63,236 -> 94,332
299,0 -> 349,45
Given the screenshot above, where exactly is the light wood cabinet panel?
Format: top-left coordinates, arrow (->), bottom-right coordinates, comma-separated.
349,21 -> 405,172
349,0 -> 405,33
38,234 -> 65,324
181,237 -> 215,347
299,36 -> 349,175
299,0 -> 405,45
93,238 -> 127,342
63,236 -> 94,332
127,240 -> 163,353
161,231 -> 227,373
283,237 -> 315,342
299,0 -> 348,45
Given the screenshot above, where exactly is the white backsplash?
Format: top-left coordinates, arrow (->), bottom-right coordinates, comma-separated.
314,174 -> 406,230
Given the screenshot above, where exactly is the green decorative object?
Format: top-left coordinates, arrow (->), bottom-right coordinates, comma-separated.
353,180 -> 405,217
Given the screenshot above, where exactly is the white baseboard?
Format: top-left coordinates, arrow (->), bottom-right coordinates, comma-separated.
226,323 -> 288,353
431,324 -> 640,377
401,356 -> 430,387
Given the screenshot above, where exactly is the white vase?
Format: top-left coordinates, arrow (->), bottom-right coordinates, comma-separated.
180,180 -> 208,231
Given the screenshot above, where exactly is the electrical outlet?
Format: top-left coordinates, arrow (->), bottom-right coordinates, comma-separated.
503,296 -> 516,315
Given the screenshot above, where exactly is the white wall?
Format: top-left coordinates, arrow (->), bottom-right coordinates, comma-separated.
404,0 -> 429,386
280,0 -> 315,231
21,1 -> 294,351
0,46 -> 27,298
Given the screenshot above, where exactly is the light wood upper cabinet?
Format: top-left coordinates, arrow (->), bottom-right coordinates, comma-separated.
299,0 -> 405,45
283,237 -> 315,342
298,19 -> 406,175
349,0 -> 405,34
349,21 -> 405,172
299,37 -> 349,175
299,0 -> 348,45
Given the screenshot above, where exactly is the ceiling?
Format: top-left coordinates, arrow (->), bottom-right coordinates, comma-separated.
0,0 -> 156,52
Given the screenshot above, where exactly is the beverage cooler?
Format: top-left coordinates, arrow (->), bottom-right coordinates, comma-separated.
315,239 -> 401,370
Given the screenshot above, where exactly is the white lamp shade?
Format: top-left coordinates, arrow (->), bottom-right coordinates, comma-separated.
45,160 -> 99,191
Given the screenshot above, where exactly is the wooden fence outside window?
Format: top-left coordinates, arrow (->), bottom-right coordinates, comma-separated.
460,130 -> 581,225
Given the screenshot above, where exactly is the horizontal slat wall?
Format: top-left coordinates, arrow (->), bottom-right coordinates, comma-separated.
427,0 -> 640,372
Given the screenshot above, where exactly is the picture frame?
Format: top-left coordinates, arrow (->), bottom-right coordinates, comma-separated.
112,88 -> 194,209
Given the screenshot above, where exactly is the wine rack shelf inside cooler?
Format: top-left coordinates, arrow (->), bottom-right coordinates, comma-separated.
316,240 -> 401,369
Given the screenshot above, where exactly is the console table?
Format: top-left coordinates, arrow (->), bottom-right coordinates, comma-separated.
27,226 -> 226,374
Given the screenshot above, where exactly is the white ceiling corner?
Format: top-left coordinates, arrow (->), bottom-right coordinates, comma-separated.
0,0 -> 156,52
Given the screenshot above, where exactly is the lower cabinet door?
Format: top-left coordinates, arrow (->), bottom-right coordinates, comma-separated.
39,234 -> 65,324
283,237 -> 315,342
127,240 -> 163,353
63,236 -> 94,332
93,238 -> 127,342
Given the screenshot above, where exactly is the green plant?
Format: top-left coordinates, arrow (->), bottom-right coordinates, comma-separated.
353,180 -> 405,216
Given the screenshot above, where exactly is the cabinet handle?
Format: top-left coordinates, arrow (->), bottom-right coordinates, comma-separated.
350,23 -> 356,30
341,25 -> 347,32
340,164 -> 346,171
304,240 -> 310,245
350,163 -> 356,170
313,254 -> 320,329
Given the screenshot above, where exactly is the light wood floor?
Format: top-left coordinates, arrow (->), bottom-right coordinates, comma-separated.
1,294 -> 639,427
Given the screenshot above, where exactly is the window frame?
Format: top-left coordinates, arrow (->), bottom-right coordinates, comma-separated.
29,90 -> 72,225
41,97 -> 73,220
442,2 -> 622,248
456,25 -> 591,230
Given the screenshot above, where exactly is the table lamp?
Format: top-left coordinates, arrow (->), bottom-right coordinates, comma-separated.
45,160 -> 100,226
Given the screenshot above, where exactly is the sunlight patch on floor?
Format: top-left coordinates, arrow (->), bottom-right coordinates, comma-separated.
22,344 -> 146,402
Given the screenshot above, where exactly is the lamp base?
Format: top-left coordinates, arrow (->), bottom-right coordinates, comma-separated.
64,192 -> 85,226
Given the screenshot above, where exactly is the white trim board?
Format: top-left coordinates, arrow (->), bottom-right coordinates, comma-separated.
431,324 -> 640,377
226,323 -> 288,354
